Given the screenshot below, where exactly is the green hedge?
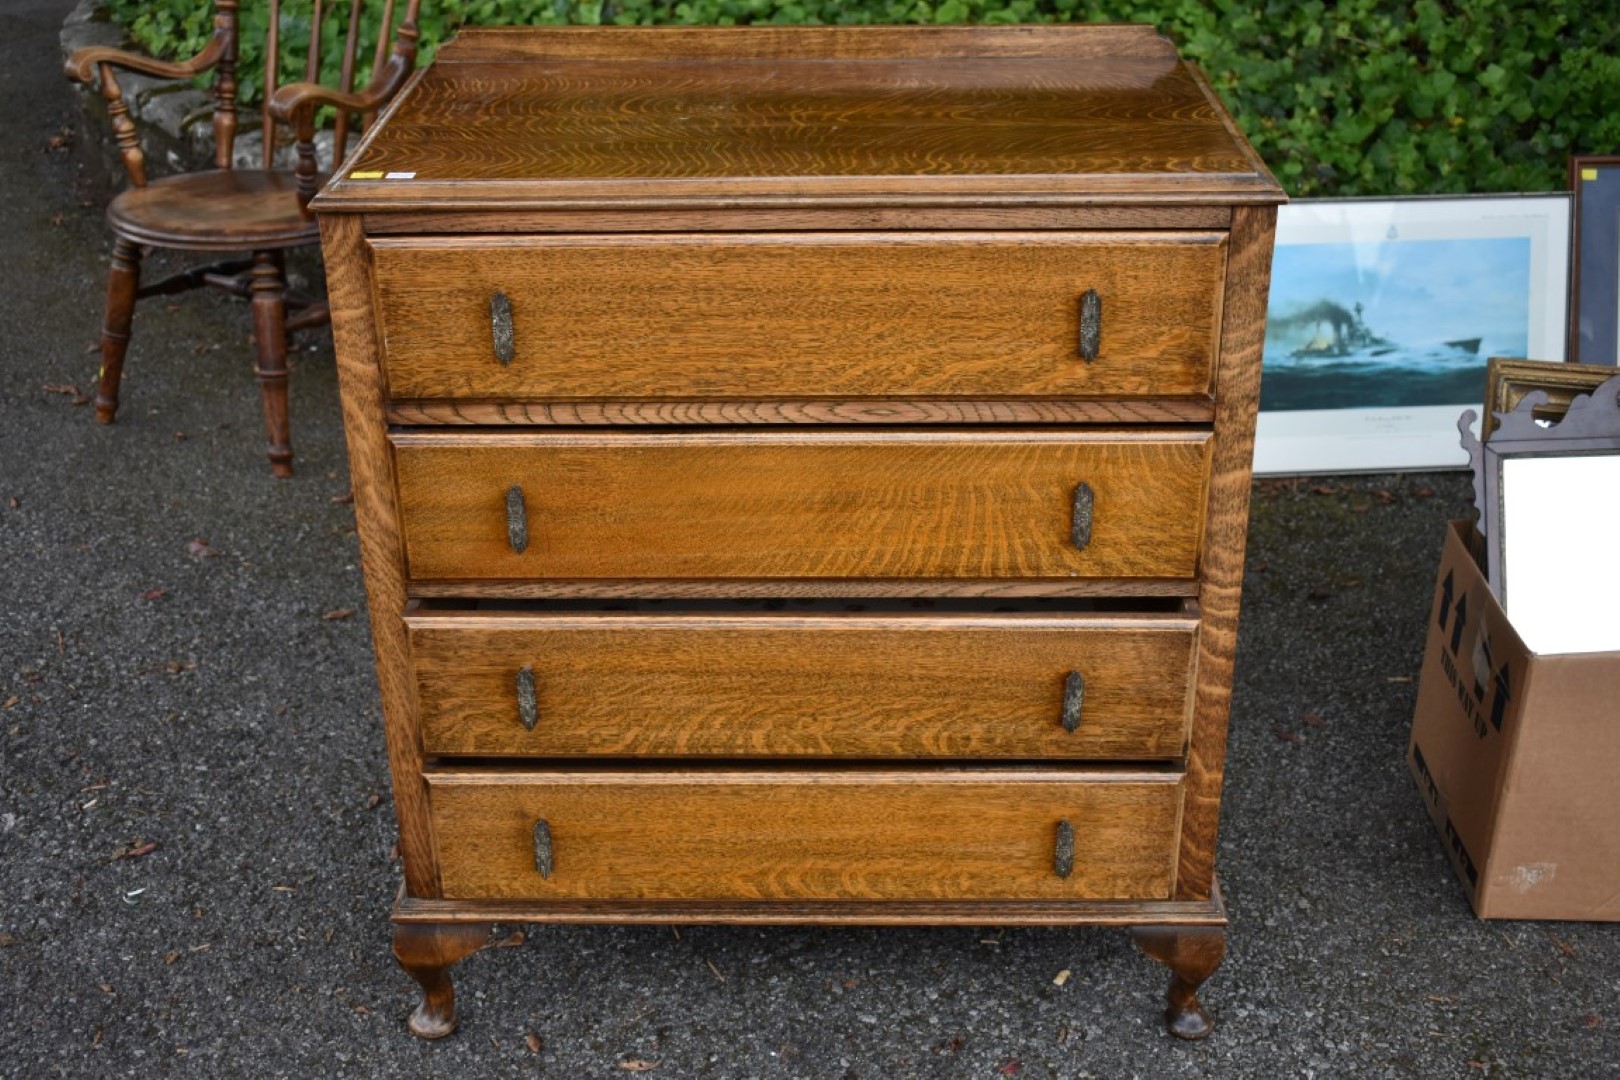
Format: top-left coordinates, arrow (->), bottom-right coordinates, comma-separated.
104,0 -> 1620,196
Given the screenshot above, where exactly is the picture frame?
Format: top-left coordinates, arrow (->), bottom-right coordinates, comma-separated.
1569,156 -> 1620,366
1254,194 -> 1572,476
1478,373 -> 1620,654
1481,356 -> 1620,440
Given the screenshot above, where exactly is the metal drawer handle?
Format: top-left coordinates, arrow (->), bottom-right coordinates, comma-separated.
533,819 -> 553,879
1071,481 -> 1094,551
506,484 -> 528,554
490,290 -> 515,365
1078,288 -> 1101,362
516,665 -> 538,731
1061,671 -> 1085,733
1054,819 -> 1075,879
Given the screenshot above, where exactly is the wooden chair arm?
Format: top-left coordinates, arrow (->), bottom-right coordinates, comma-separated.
62,38 -> 226,85
64,8 -> 236,187
268,38 -> 417,127
267,79 -> 393,124
270,48 -> 419,216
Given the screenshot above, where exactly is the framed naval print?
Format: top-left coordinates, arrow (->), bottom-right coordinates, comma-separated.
1254,195 -> 1571,475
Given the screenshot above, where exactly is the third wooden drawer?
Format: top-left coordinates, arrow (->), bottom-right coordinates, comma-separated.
407,603 -> 1198,759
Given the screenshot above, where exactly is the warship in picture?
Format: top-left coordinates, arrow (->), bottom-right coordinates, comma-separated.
1259,232 -> 1533,412
1259,295 -> 1522,411
1273,300 -> 1483,368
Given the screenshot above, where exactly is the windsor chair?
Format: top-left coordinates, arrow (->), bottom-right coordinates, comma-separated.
64,1 -> 424,477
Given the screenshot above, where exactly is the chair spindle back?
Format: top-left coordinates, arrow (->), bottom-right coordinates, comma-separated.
250,0 -> 418,171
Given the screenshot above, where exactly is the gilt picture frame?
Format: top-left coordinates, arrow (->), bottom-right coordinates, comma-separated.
1254,195 -> 1572,476
1481,356 -> 1620,440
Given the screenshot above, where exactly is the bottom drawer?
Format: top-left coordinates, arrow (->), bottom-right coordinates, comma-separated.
429,769 -> 1182,902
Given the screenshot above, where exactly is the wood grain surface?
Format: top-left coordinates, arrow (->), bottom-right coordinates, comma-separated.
107,170 -> 320,251
318,214 -> 439,896
313,27 -> 1285,211
407,608 -> 1197,759
403,577 -> 1198,601
392,887 -> 1227,927
370,232 -> 1225,402
360,205 -> 1234,235
1176,204 -> 1276,900
312,24 -> 1281,954
428,768 -> 1183,901
384,398 -> 1218,428
432,24 -> 1180,61
389,429 -> 1212,584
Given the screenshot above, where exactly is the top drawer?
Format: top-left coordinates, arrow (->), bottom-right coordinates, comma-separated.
369,232 -> 1227,403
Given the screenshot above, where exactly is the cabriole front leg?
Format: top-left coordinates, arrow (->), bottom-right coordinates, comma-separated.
1129,924 -> 1226,1040
391,921 -> 493,1039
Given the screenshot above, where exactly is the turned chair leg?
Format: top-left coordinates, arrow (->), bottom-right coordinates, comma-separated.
96,238 -> 143,424
1130,924 -> 1226,1040
391,922 -> 493,1040
249,250 -> 294,477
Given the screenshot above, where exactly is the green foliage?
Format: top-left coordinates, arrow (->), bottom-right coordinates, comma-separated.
106,0 -> 408,113
1110,0 -> 1620,196
102,0 -> 1620,196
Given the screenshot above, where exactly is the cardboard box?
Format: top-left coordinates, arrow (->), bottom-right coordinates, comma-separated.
1408,520 -> 1620,920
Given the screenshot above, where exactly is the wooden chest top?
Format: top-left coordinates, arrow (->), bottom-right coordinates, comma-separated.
316,25 -> 1283,211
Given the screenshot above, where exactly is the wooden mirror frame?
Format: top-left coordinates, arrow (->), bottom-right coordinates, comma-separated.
1479,373 -> 1620,609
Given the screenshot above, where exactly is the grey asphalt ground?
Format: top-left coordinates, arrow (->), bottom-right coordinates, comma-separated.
3,2 -> 1618,1075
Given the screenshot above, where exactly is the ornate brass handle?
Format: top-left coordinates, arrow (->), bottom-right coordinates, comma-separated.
533,819 -> 553,878
506,485 -> 528,554
1054,819 -> 1075,879
1061,671 -> 1086,733
1071,481 -> 1094,551
1078,289 -> 1101,362
516,666 -> 537,731
490,290 -> 515,365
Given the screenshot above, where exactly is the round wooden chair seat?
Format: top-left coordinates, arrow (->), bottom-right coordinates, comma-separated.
108,170 -> 324,252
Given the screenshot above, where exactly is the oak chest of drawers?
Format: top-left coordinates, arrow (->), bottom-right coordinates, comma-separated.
312,23 -> 1281,1040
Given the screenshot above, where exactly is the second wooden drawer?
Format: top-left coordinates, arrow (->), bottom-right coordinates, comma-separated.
408,606 -> 1198,759
391,429 -> 1211,585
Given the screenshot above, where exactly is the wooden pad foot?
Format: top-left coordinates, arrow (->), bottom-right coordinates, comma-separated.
1130,924 -> 1225,1040
391,921 -> 493,1040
